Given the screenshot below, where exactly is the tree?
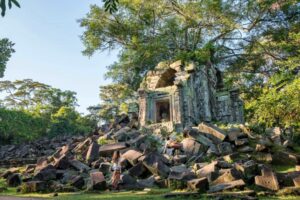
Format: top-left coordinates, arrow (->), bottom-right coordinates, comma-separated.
80,0 -> 242,89
0,79 -> 77,113
224,1 -> 300,128
81,0 -> 300,129
0,0 -> 20,17
0,38 -> 15,77
97,83 -> 134,122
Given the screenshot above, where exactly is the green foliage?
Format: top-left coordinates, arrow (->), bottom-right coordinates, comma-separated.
0,0 -> 20,17
224,1 -> 300,129
0,38 -> 15,77
96,83 -> 135,123
0,79 -> 96,144
48,106 -> 93,137
0,108 -> 47,144
80,0 -> 240,90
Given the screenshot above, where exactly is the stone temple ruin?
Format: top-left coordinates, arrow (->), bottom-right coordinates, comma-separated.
138,60 -> 244,132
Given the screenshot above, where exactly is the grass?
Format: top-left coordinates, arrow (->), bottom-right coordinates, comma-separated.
273,165 -> 296,173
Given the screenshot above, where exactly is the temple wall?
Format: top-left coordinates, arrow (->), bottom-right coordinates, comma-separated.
138,60 -> 244,131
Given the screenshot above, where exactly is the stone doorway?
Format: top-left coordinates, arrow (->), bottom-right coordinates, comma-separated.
155,99 -> 171,123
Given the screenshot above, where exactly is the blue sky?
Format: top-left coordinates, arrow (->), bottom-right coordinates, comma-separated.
0,0 -> 118,114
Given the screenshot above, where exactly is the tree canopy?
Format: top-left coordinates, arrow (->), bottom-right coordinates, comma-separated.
0,79 -> 95,144
80,0 -> 300,128
0,38 -> 15,77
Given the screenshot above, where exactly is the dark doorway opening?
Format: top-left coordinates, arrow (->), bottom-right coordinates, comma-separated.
156,100 -> 170,123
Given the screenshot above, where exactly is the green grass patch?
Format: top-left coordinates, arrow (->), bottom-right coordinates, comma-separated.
272,165 -> 296,173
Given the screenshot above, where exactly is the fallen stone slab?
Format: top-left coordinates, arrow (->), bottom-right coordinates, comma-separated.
69,160 -> 90,172
53,155 -> 70,170
181,138 -> 202,155
271,152 -> 298,165
293,176 -> 300,187
234,138 -> 249,146
128,162 -> 149,178
99,142 -> 128,156
86,141 -> 100,164
208,179 -> 245,193
211,168 -> 241,186
196,161 -> 218,179
34,164 -> 56,181
277,171 -> 300,187
70,175 -> 85,189
6,173 -> 22,187
90,172 -> 106,190
122,149 -> 143,165
217,142 -> 233,155
227,127 -> 245,141
187,177 -> 208,192
237,146 -> 254,153
137,176 -> 155,188
198,122 -> 226,143
143,152 -> 170,178
234,160 -> 257,180
20,181 -> 47,193
255,168 -> 279,191
186,127 -> 214,147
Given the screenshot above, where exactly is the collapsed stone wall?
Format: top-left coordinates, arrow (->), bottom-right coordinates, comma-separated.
138,60 -> 244,131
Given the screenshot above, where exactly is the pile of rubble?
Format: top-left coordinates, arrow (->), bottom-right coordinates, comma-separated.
1,115 -> 300,198
0,136 -> 83,167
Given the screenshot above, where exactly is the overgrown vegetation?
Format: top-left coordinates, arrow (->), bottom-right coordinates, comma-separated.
80,0 -> 300,131
0,79 -> 96,144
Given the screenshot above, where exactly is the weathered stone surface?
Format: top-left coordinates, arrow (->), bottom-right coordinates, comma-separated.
211,169 -> 241,186
253,153 -> 272,163
198,122 -> 226,143
86,141 -> 100,164
184,127 -> 213,147
99,142 -> 128,156
255,168 -> 279,191
234,160 -> 257,179
53,155 -> 70,170
137,176 -> 155,188
293,176 -> 300,187
223,153 -> 238,163
173,155 -> 187,165
276,171 -> 300,187
208,179 -> 245,193
99,162 -> 111,176
234,138 -> 248,146
69,160 -> 90,172
217,142 -> 233,155
237,146 -> 254,153
227,127 -> 244,141
142,152 -> 170,178
70,175 -> 85,189
255,144 -> 267,152
90,172 -> 106,190
21,181 -> 47,193
196,161 -> 217,179
187,177 -> 208,192
120,174 -> 137,189
122,149 -> 143,165
181,138 -> 202,155
168,165 -> 196,181
6,173 -> 21,187
34,164 -> 56,181
271,152 -> 297,165
128,162 -> 148,178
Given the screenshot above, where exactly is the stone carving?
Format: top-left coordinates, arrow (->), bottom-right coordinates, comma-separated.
138,60 -> 244,132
